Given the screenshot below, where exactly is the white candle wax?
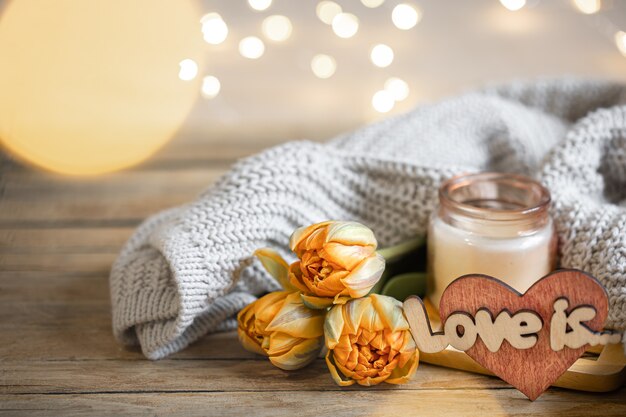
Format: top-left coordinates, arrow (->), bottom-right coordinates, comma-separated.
427,215 -> 556,309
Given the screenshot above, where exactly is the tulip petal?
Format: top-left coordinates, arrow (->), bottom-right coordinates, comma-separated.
397,331 -> 418,368
325,351 -> 356,386
370,294 -> 409,333
353,297 -> 386,333
237,302 -> 256,328
288,262 -> 310,293
237,328 -> 267,356
357,329 -> 376,346
331,334 -> 354,367
254,248 -> 296,291
355,374 -> 390,386
254,291 -> 290,312
254,291 -> 290,326
335,355 -> 360,380
318,243 -> 374,270
301,294 -> 334,310
332,294 -> 351,305
341,253 -> 385,299
269,337 -> 323,371
343,298 -> 370,335
304,227 -> 327,251
266,331 -> 303,357
266,293 -> 325,338
301,274 -> 329,296
385,352 -> 419,385
324,304 -> 345,349
312,270 -> 347,296
325,221 -> 378,249
294,256 -> 336,296
289,221 -> 333,253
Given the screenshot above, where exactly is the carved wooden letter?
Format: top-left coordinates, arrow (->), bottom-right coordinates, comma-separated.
403,297 -> 448,353
474,309 -> 542,352
550,298 -> 622,351
444,313 -> 477,351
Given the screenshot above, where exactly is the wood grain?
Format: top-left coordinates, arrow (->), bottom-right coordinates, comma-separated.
0,360 -> 509,395
438,271 -> 611,400
0,228 -> 133,254
1,390 -> 625,417
1,137 -> 624,415
0,168 -> 223,225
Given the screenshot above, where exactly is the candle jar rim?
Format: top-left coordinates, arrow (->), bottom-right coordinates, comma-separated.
438,172 -> 551,232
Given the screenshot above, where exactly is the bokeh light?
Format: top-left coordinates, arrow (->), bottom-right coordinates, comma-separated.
372,90 -> 395,113
391,4 -> 421,30
361,0 -> 385,8
262,15 -> 293,42
248,0 -> 272,12
616,31 -> 626,57
1,0 -> 623,177
384,77 -> 410,101
316,1 -> 342,25
370,44 -> 394,68
572,0 -> 601,14
239,36 -> 266,59
201,75 -> 221,99
0,0 -> 204,176
311,54 -> 337,79
499,0 -> 527,12
332,13 -> 359,38
178,59 -> 199,81
201,13 -> 228,45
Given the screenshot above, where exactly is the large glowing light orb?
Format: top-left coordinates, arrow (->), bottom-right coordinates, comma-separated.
0,0 -> 204,175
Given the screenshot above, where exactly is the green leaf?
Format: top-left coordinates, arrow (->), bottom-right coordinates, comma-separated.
380,272 -> 427,301
376,236 -> 425,263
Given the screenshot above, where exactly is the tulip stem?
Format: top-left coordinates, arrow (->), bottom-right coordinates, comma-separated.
377,235 -> 426,263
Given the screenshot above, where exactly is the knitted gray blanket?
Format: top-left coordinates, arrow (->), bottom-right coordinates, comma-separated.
110,78 -> 626,359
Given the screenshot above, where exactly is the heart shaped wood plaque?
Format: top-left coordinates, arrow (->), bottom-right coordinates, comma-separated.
439,270 -> 610,400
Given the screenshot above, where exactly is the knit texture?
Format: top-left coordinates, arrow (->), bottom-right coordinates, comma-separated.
110,78 -> 626,359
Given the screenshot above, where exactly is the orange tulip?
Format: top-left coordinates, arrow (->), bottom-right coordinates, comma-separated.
324,294 -> 419,386
288,221 -> 385,308
237,291 -> 325,370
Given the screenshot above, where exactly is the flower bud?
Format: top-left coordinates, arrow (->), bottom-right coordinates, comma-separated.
288,221 -> 385,308
324,294 -> 419,386
237,291 -> 325,370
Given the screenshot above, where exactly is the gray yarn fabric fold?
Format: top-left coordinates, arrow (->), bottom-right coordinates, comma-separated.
109,78 -> 626,359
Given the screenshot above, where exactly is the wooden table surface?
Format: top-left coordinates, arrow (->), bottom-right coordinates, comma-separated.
1,138 -> 625,417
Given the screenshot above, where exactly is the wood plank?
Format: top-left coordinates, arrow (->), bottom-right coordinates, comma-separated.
0,266 -> 251,361
0,277 -> 256,360
0,297 -> 501,383
0,268 -> 258,360
0,228 -> 115,300
0,228 -> 132,254
0,272 -> 110,303
0,325 -> 258,361
0,253 -> 116,272
0,137 -> 310,226
0,360 -> 512,395
1,389 -> 625,417
0,168 -> 224,226
2,139 -> 624,416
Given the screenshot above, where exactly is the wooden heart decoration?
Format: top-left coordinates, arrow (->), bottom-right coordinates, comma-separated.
438,269 -> 610,400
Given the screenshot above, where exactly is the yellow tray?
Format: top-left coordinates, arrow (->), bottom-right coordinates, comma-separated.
419,299 -> 626,392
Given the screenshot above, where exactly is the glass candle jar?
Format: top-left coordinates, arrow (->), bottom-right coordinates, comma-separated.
427,172 -> 557,309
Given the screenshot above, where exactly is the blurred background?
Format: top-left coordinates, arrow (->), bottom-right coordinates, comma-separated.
0,0 -> 625,176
